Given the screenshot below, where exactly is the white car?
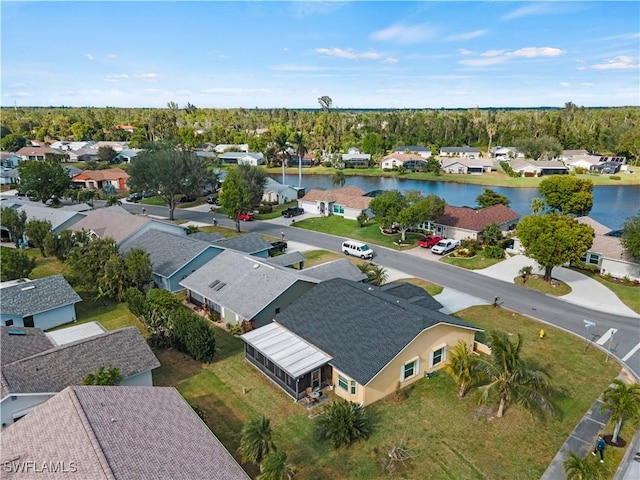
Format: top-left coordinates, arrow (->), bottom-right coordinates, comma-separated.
431,239 -> 459,255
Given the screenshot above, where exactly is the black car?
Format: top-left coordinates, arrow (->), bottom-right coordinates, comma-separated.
282,207 -> 304,218
206,195 -> 219,205
126,192 -> 143,202
269,241 -> 288,256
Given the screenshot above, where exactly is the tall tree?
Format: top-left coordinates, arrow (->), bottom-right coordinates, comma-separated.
563,451 -> 601,480
236,163 -> 267,209
476,188 -> 511,208
621,211 -> 640,260
599,379 -> 640,444
0,207 -> 27,246
258,450 -> 296,480
97,145 -> 118,163
274,132 -> 290,185
332,171 -> 346,188
395,192 -> 445,242
127,147 -> 207,220
538,176 -> 594,216
292,131 -> 307,188
1,133 -> 27,152
67,237 -> 119,293
517,213 -> 594,282
444,340 -> 479,398
475,330 -> 554,418
25,219 -> 52,256
318,96 -> 332,112
124,248 -> 152,290
0,247 -> 36,281
369,190 -> 406,229
238,416 -> 276,467
17,160 -> 72,204
219,168 -> 250,232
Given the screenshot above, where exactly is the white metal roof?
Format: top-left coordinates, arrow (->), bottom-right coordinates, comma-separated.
46,321 -> 106,346
242,323 -> 332,378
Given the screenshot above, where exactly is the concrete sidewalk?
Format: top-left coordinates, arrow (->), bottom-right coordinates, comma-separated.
476,254 -> 640,318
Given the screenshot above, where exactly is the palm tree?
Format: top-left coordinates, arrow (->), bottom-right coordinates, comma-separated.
316,399 -> 373,448
475,330 -> 554,418
275,133 -> 290,185
368,265 -> 388,286
444,340 -> 479,398
600,379 -> 640,444
563,451 -> 601,480
332,171 -> 345,188
292,132 -> 307,189
238,416 -> 276,468
258,450 -> 296,480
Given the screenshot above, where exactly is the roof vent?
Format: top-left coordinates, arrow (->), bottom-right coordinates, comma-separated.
213,282 -> 226,291
21,285 -> 35,291
253,264 -> 260,269
208,280 -> 220,289
7,330 -> 26,336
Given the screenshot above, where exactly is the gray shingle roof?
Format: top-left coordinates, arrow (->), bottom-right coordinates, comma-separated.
0,386 -> 250,480
381,282 -> 444,311
302,258 -> 368,282
189,231 -> 225,243
1,327 -> 160,396
0,275 -> 82,317
265,251 -> 306,267
275,278 -> 481,385
179,250 -> 318,320
0,326 -> 54,365
214,232 -> 271,254
17,204 -> 86,232
69,209 -> 152,243
120,229 -> 220,278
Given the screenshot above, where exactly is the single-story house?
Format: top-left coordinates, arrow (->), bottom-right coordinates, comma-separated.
0,325 -> 160,428
392,145 -> 432,159
215,232 -> 272,258
67,148 -> 99,162
441,157 -> 493,174
300,258 -> 369,283
262,177 -> 300,205
576,216 -> 640,282
0,153 -> 22,168
419,204 -> 520,242
0,275 -> 82,330
15,146 -> 66,162
534,160 -> 569,176
242,278 -> 482,405
491,146 -> 524,160
0,385 -> 250,479
214,143 -> 249,154
342,147 -> 371,167
289,153 -> 316,167
69,210 -> 186,245
92,141 -> 129,152
298,185 -> 372,220
0,168 -> 18,185
113,148 -> 143,163
120,229 -> 224,292
560,149 -> 590,162
381,153 -> 429,171
219,152 -> 264,166
16,203 -> 86,234
439,146 -> 481,158
508,159 -> 540,177
180,249 -> 319,327
72,168 -> 130,191
564,153 -> 603,171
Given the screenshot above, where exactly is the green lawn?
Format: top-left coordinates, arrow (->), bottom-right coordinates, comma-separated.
441,249 -> 506,270
514,275 -> 572,296
150,303 -> 624,480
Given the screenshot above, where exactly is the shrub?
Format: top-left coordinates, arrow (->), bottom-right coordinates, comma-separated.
461,238 -> 481,256
171,308 -> 216,362
571,260 -> 600,274
147,288 -> 181,311
316,400 -> 373,448
483,245 -> 505,259
609,175 -> 621,181
124,287 -> 148,317
257,204 -> 273,214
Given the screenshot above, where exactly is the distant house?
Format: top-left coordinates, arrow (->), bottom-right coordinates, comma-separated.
15,146 -> 66,162
242,278 -> 482,405
69,210 -> 186,245
381,153 -> 429,171
491,146 -> 523,160
120,229 -> 224,292
113,148 -> 143,163
15,203 -> 86,234
0,325 -> 159,428
180,249 -> 318,327
67,148 -> 99,162
0,168 -> 19,185
441,157 -> 493,174
298,185 -> 372,220
392,145 -> 432,159
215,232 -> 273,258
576,216 -> 639,282
420,204 -> 520,241
72,168 -> 130,191
289,153 -> 316,167
262,177 -> 301,205
219,152 -> 264,166
439,146 -> 481,159
0,153 -> 22,168
116,124 -> 137,133
0,385 -> 250,479
342,147 -> 371,168
214,143 -> 249,154
0,275 -> 82,329
92,141 -> 129,152
508,159 -> 568,177
563,153 -> 602,171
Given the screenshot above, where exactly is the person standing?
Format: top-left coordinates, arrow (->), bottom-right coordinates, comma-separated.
592,434 -> 606,463
142,207 -> 146,215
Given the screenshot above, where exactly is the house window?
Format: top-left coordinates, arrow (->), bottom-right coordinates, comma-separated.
275,308 -> 280,314
5,320 -> 13,326
588,253 -> 600,265
333,204 -> 344,214
401,358 -> 419,382
246,345 -> 255,358
350,380 -> 357,395
338,375 -> 349,391
431,346 -> 447,368
23,316 -> 34,328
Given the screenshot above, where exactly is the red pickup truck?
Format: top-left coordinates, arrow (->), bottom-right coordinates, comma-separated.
237,212 -> 255,221
417,235 -> 443,248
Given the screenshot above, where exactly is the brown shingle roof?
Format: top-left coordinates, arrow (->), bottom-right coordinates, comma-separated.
382,153 -> 424,162
301,185 -> 371,209
436,204 -> 520,232
0,386 -> 250,479
69,210 -> 151,243
74,168 -> 129,181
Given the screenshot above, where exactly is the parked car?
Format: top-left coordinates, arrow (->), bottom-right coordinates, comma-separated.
431,239 -> 459,255
237,212 -> 255,221
126,192 -> 142,202
282,207 -> 304,218
418,235 -> 443,248
206,195 -> 219,205
178,195 -> 196,203
268,241 -> 288,256
342,240 -> 374,259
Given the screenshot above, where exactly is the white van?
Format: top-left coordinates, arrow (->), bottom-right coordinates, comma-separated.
342,240 -> 374,259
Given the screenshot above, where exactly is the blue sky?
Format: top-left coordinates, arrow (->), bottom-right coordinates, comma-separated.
2,1 -> 638,108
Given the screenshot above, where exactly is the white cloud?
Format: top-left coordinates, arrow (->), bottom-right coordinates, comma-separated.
133,73 -> 161,82
560,82 -> 570,87
315,48 -> 382,60
104,74 -> 129,83
444,30 -> 487,42
509,47 -> 563,58
2,92 -> 30,98
10,82 -> 26,88
107,53 -> 117,59
482,50 -> 507,58
370,23 -> 438,45
85,53 -> 94,61
502,3 -> 556,20
591,55 -> 638,70
103,73 -> 161,83
459,46 -> 565,67
272,64 -> 320,72
384,57 -> 399,64
458,49 -> 474,56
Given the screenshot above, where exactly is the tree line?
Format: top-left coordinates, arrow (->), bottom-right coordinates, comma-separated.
2,102 -> 639,163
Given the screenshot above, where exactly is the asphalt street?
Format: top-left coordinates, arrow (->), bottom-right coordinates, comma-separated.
127,203 -> 640,378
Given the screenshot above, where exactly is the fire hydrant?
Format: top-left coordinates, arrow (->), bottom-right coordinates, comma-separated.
539,329 -> 546,339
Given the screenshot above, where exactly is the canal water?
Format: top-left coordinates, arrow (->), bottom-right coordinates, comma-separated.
270,174 -> 639,231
